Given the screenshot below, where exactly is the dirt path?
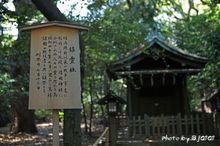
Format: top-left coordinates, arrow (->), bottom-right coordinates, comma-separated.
0,122 -> 102,146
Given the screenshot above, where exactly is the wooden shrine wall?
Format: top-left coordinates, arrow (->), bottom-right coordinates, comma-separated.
127,76 -> 188,116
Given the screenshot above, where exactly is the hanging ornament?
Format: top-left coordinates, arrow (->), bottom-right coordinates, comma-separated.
140,74 -> 143,86
162,74 -> 165,85
173,75 -> 176,85
151,74 -> 154,86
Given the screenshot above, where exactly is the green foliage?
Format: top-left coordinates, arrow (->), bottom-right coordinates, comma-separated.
80,1 -> 158,118
59,111 -> 64,119
168,2 -> 220,109
0,73 -> 14,119
35,109 -> 51,121
35,110 -> 64,122
0,0 -> 45,123
82,0 -> 220,112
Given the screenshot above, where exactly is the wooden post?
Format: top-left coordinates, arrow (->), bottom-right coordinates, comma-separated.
216,113 -> 220,139
172,116 -> 175,135
184,114 -> 188,135
127,78 -> 132,118
138,116 -> 141,135
144,114 -> 150,137
161,114 -> 164,135
167,116 -> 170,135
105,128 -> 110,146
53,109 -> 59,146
190,114 -> 194,135
133,116 -> 136,137
196,114 -> 200,134
177,113 -> 182,136
109,115 -> 116,146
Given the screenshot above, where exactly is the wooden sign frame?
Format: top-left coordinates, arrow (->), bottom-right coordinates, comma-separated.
21,21 -> 88,146
21,21 -> 88,110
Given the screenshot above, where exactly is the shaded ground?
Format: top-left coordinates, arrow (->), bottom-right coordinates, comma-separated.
0,122 -> 103,146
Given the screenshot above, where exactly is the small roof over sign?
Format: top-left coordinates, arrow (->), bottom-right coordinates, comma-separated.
98,90 -> 127,105
20,21 -> 88,31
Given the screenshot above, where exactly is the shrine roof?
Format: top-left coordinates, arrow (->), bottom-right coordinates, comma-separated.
109,36 -> 208,70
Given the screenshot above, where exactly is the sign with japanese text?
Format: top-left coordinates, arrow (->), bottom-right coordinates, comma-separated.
29,26 -> 81,109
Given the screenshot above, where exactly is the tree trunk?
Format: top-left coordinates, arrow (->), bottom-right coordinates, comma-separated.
80,34 -> 88,134
89,82 -> 94,136
63,109 -> 81,146
9,0 -> 38,134
11,96 -> 37,133
31,0 -> 83,145
81,97 -> 88,133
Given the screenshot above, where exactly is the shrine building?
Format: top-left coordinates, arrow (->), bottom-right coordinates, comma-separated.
107,35 -> 208,117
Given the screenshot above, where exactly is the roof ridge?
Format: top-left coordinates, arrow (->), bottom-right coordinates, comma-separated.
152,37 -> 208,61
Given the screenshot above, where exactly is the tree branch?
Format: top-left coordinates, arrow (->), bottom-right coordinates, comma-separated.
0,6 -> 16,17
187,0 -> 198,16
31,0 -> 67,21
126,0 -> 132,9
200,0 -> 209,5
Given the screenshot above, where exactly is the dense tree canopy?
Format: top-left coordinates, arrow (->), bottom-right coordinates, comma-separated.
80,0 -> 220,111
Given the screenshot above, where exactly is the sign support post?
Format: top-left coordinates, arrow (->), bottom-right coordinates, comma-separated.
53,109 -> 59,146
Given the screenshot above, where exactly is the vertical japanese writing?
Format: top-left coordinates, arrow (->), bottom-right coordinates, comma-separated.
47,36 -> 52,98
35,51 -> 41,91
57,36 -> 63,97
69,45 -> 76,73
34,35 -> 78,99
52,36 -> 58,98
62,36 -> 68,98
42,36 -> 47,94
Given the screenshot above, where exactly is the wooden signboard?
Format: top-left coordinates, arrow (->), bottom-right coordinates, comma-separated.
22,21 -> 88,146
22,21 -> 88,109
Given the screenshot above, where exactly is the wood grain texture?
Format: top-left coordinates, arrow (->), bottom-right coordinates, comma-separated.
29,26 -> 81,109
